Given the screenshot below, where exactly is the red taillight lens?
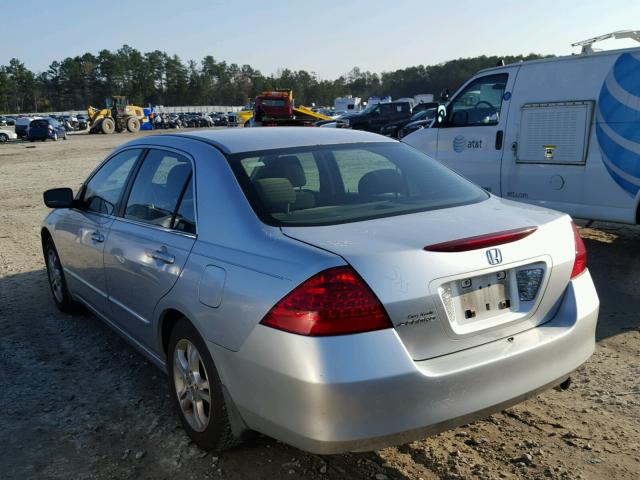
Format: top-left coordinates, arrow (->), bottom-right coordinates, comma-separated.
424,226 -> 538,252
260,266 -> 392,336
570,222 -> 587,279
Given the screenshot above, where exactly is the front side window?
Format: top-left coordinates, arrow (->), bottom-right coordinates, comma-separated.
448,74 -> 508,127
83,149 -> 142,215
229,142 -> 488,226
124,149 -> 194,232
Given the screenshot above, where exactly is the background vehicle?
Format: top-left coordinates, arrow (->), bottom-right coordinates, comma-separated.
397,108 -> 436,138
381,108 -> 436,138
404,30 -> 640,225
253,89 -> 331,126
338,101 -> 412,132
41,128 -> 597,455
0,126 -> 17,143
88,96 -> 146,134
15,116 -> 39,138
27,118 -> 66,141
334,95 -> 362,114
0,116 -> 16,126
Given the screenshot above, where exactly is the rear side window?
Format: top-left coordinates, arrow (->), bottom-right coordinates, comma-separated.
83,149 -> 142,215
229,142 -> 488,226
124,149 -> 195,232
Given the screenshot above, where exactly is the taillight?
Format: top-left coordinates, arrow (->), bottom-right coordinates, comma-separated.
570,222 -> 587,279
260,266 -> 392,336
424,226 -> 537,252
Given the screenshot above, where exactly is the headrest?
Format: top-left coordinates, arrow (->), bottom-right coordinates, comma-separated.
358,169 -> 403,196
255,155 -> 307,188
254,178 -> 296,213
166,162 -> 191,191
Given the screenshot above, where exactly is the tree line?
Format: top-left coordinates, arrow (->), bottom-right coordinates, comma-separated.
0,45 -> 548,113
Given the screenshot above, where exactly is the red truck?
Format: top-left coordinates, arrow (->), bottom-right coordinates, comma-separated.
254,90 -> 330,126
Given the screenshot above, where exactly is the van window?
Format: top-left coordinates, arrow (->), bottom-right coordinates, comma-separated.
448,74 -> 508,127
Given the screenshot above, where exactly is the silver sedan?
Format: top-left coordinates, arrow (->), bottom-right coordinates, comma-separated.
41,128 -> 599,453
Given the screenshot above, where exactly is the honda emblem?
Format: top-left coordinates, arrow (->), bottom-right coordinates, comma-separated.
486,248 -> 503,265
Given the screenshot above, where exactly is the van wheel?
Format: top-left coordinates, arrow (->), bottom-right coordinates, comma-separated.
168,319 -> 242,451
44,237 -> 80,313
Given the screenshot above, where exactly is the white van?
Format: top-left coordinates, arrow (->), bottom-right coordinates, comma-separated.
403,31 -> 640,225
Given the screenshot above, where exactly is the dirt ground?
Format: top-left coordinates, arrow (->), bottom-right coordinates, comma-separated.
0,131 -> 639,480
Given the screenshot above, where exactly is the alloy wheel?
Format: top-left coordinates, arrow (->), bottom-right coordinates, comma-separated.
173,339 -> 212,432
46,247 -> 64,303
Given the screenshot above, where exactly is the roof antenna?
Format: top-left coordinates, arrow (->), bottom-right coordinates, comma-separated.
496,59 -> 505,67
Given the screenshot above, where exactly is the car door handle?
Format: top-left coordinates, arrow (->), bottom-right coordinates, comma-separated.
91,231 -> 105,243
150,248 -> 175,264
495,130 -> 504,150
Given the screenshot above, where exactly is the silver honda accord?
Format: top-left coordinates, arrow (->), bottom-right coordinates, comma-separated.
41,128 -> 599,454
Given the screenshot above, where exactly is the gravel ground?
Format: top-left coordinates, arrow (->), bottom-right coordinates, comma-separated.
0,131 -> 639,480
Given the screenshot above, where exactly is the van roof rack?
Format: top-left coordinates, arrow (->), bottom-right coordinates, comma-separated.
572,30 -> 640,54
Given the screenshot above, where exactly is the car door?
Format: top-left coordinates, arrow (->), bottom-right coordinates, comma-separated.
103,148 -> 196,345
54,148 -> 142,317
373,103 -> 395,132
434,68 -> 519,195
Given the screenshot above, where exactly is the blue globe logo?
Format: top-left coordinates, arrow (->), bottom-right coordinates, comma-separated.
596,52 -> 640,196
452,135 -> 466,153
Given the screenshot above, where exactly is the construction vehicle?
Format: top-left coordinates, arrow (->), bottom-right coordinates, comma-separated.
88,96 -> 147,134
250,90 -> 332,126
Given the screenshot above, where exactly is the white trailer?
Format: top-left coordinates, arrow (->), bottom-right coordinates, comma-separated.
403,30 -> 640,225
334,96 -> 361,114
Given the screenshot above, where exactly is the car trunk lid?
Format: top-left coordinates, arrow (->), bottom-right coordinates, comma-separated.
281,197 -> 577,360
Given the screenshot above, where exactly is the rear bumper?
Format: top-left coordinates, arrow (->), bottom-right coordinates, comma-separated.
209,271 -> 598,454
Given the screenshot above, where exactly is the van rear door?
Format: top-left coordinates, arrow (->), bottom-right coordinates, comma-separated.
430,66 -> 520,195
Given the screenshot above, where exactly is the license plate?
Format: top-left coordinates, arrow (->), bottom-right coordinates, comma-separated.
442,270 -> 511,325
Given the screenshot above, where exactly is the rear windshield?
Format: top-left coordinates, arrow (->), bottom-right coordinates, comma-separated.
30,119 -> 50,127
228,142 -> 488,226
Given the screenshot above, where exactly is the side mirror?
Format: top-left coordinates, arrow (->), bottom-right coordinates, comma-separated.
44,188 -> 74,208
440,88 -> 450,102
435,105 -> 447,126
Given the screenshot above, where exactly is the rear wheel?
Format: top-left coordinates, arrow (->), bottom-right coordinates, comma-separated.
101,118 -> 115,134
126,117 -> 141,133
0,133 -> 7,143
44,237 -> 80,313
168,319 -> 241,451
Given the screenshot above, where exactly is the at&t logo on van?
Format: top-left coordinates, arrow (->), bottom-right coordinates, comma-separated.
453,135 -> 483,153
453,135 -> 466,153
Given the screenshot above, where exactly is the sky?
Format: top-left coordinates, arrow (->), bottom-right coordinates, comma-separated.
2,0 -> 640,78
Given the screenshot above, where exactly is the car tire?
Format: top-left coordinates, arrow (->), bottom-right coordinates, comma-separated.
43,237 -> 81,313
0,133 -> 7,143
53,133 -> 58,141
63,133 -> 67,140
168,319 -> 242,451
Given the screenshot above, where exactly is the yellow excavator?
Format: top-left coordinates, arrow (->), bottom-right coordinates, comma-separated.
88,96 -> 146,134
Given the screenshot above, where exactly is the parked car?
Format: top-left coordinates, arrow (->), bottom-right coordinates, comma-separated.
380,108 -> 436,138
15,116 -> 38,138
397,108 -> 437,139
41,128 -> 598,454
337,101 -> 412,133
27,118 -> 67,141
0,116 -> 16,126
0,127 -> 18,143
